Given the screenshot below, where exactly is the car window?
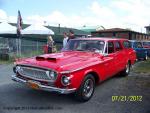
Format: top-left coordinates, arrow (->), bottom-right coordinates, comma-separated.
123,41 -> 131,48
114,41 -> 122,51
105,41 -> 114,54
62,39 -> 105,53
134,42 -> 143,48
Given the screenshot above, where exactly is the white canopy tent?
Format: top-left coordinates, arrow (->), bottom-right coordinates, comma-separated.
0,22 -> 17,34
22,24 -> 54,35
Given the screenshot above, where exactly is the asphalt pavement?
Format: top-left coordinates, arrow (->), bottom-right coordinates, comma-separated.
0,64 -> 149,113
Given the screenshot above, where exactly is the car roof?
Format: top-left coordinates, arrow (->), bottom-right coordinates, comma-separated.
129,40 -> 141,42
74,37 -> 128,41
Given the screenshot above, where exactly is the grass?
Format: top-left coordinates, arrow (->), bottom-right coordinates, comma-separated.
132,58 -> 150,73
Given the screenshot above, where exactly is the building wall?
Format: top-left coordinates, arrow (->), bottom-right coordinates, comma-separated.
91,31 -> 150,41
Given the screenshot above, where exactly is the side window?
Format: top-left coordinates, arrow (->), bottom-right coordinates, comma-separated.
115,41 -> 122,51
133,42 -> 143,48
123,41 -> 131,48
107,41 -> 114,54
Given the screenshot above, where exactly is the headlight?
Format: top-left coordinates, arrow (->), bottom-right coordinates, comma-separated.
61,75 -> 71,86
13,66 -> 21,73
46,71 -> 57,80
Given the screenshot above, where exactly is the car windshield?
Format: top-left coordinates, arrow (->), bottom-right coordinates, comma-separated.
62,39 -> 105,53
143,42 -> 150,46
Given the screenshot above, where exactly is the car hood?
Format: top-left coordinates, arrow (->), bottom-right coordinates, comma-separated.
16,51 -> 103,72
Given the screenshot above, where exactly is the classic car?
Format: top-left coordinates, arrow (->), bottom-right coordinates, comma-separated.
12,38 -> 136,102
129,40 -> 150,60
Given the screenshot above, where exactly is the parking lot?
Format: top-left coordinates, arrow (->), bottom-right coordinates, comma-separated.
0,63 -> 149,113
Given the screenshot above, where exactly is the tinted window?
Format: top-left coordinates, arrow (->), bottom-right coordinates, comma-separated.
123,41 -> 131,48
115,41 -> 122,51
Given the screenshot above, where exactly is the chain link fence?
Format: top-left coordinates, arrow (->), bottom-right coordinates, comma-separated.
0,37 -> 62,61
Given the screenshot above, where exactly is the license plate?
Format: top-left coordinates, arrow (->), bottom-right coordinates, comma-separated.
27,80 -> 40,90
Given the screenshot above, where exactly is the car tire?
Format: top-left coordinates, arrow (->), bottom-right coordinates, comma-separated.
75,74 -> 95,102
121,62 -> 130,76
144,53 -> 148,60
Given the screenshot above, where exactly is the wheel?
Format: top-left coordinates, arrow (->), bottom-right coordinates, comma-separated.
144,53 -> 148,60
75,74 -> 95,102
121,62 -> 130,76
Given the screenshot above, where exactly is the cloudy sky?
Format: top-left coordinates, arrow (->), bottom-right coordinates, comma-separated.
0,0 -> 150,32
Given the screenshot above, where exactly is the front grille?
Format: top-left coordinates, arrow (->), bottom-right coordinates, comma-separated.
17,66 -> 56,81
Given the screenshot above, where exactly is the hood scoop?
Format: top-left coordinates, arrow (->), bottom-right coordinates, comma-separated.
36,56 -> 57,62
47,57 -> 57,62
36,56 -> 45,61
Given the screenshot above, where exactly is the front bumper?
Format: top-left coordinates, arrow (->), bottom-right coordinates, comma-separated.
11,75 -> 76,94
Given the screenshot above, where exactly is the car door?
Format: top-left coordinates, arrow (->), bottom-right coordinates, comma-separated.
114,41 -> 126,72
103,41 -> 116,78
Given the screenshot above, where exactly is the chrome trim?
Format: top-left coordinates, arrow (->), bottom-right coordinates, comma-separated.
17,64 -> 58,73
16,64 -> 58,82
61,75 -> 73,86
11,75 -> 76,94
103,40 -> 107,54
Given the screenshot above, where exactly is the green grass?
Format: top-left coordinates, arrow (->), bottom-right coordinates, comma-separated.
132,59 -> 150,73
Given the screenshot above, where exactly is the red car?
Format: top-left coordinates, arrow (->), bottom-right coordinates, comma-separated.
12,38 -> 136,102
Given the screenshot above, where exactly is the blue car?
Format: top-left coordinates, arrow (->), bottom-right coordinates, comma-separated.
129,40 -> 149,60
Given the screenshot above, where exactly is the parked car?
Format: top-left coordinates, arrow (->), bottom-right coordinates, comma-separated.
12,38 -> 136,102
129,40 -> 149,60
141,41 -> 150,49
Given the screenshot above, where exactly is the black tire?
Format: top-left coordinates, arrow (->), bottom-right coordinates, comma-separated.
121,62 -> 130,76
75,74 -> 95,102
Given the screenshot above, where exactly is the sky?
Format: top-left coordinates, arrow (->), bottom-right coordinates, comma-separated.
0,0 -> 150,33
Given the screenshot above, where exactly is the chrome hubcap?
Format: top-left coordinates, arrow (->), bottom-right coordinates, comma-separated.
83,79 -> 94,98
126,63 -> 130,74
146,54 -> 148,60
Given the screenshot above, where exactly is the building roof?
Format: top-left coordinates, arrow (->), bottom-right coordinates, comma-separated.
95,28 -> 132,32
21,24 -> 54,35
78,25 -> 105,32
9,23 -> 90,35
74,37 -> 128,41
145,25 -> 150,28
0,22 -> 16,34
92,28 -> 150,36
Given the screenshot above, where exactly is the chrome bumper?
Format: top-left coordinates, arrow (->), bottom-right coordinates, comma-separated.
11,75 -> 76,94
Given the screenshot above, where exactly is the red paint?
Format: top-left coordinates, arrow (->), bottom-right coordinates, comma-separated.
15,38 -> 136,90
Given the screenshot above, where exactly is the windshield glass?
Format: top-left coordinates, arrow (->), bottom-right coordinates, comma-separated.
62,39 -> 105,53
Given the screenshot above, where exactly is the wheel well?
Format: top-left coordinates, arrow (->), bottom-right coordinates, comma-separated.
87,72 -> 100,84
128,60 -> 131,65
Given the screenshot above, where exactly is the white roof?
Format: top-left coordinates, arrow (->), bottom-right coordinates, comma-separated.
0,22 -> 17,34
22,24 -> 54,35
